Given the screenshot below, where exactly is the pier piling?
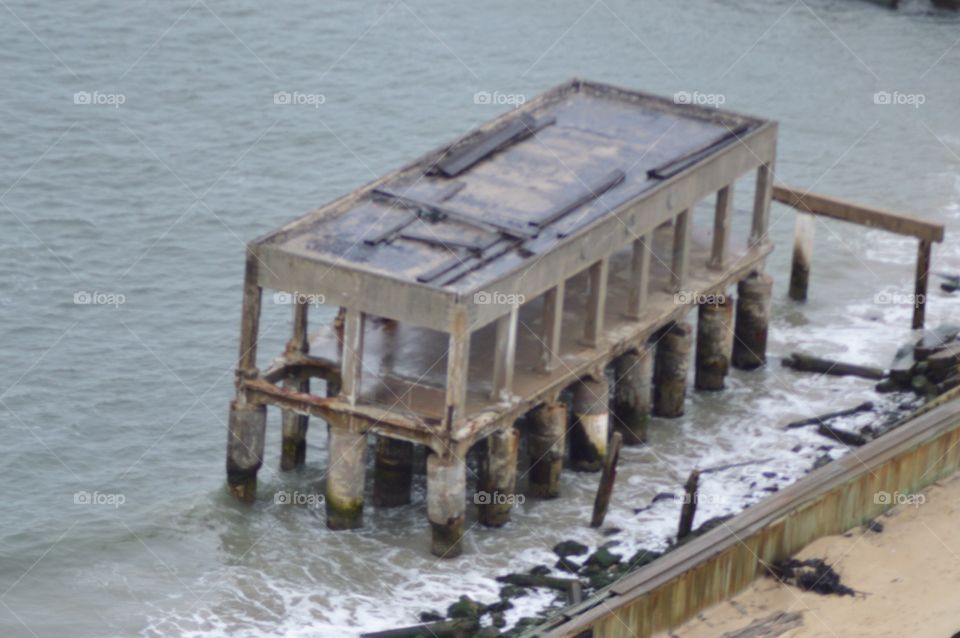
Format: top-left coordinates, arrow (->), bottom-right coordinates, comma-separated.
325,425 -> 368,530
612,348 -> 652,444
528,402 -> 566,498
478,426 -> 520,527
373,437 -> 414,507
732,272 -> 773,370
281,301 -> 310,471
226,401 -> 267,503
427,452 -> 467,558
653,321 -> 692,417
695,297 -> 734,391
570,376 -> 610,472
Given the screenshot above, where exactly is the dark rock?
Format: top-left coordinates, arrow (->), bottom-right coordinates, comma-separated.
584,547 -> 622,569
625,549 -> 662,569
812,454 -> 832,470
767,558 -> 855,596
791,444 -> 803,453
864,519 -> 884,533
601,527 -> 622,537
486,599 -> 513,614
528,565 -> 551,576
762,471 -> 777,478
499,585 -> 526,600
419,610 -> 444,623
651,492 -> 675,503
763,485 -> 780,493
600,540 -> 621,549
875,379 -> 901,393
552,540 -> 588,558
474,628 -> 500,638
447,595 -> 485,621
554,557 -> 580,573
490,610 -> 507,628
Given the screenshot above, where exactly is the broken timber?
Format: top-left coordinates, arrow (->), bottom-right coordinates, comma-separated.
225,79 -> 777,557
773,185 -> 945,329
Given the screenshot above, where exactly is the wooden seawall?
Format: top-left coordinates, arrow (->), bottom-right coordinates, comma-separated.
528,397 -> 960,637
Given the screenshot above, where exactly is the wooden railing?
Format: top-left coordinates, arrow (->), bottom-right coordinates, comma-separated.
773,185 -> 945,329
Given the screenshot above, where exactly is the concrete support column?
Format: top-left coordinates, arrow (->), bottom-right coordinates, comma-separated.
373,437 -> 413,508
427,452 -> 467,558
695,297 -> 735,390
527,402 -> 566,498
325,425 -> 367,530
280,378 -> 309,472
612,348 -> 652,445
732,272 -> 773,370
570,376 -> 609,472
478,427 -> 519,527
226,401 -> 267,503
653,321 -> 692,418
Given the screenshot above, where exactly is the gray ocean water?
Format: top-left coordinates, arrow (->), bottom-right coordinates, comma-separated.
2,1 -> 960,636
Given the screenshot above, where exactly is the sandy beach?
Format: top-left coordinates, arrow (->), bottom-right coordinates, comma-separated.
660,471 -> 960,638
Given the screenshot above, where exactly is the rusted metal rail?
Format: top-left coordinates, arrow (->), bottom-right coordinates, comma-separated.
527,397 -> 960,638
773,184 -> 945,328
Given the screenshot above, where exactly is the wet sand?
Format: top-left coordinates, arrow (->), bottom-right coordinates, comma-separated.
659,471 -> 960,638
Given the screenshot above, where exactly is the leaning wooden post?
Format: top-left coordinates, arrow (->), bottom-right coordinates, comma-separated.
611,347 -> 652,445
527,401 -> 566,498
677,469 -> 700,541
373,437 -> 414,508
325,422 -> 368,530
913,239 -> 931,330
427,450 -> 467,558
478,425 -> 520,527
653,321 -> 692,418
570,375 -> 610,472
227,249 -> 267,503
590,431 -> 623,528
732,271 -> 774,370
789,212 -> 816,302
695,297 -> 734,391
281,300 -> 310,471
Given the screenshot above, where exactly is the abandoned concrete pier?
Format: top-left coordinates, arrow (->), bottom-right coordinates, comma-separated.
225,79 -> 777,557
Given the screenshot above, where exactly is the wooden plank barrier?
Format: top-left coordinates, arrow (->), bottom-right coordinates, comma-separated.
772,185 -> 945,329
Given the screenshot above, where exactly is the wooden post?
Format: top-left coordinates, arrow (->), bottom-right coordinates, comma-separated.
539,282 -> 565,372
710,186 -> 733,270
732,272 -> 774,370
281,301 -> 310,471
528,401 -> 566,498
750,162 -> 773,247
227,249 -> 266,502
695,297 -> 734,391
570,375 -> 609,472
341,308 -> 365,405
612,347 -> 652,445
653,321 -> 692,418
427,451 -> 467,558
625,235 -> 651,319
478,426 -> 520,527
226,401 -> 266,503
491,305 -> 519,400
590,431 -> 623,528
325,423 -> 368,530
583,258 -> 609,347
789,213 -> 816,302
671,210 -> 691,292
913,239 -> 931,330
677,469 -> 700,541
373,437 -> 414,507
444,312 -> 471,432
